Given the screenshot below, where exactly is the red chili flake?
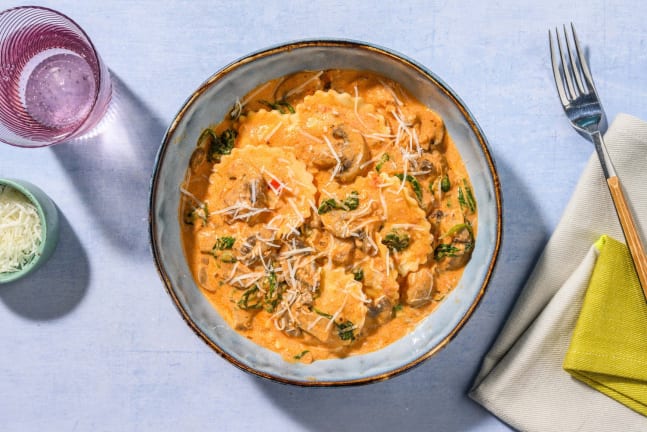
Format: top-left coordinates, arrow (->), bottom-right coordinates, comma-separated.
269,179 -> 281,190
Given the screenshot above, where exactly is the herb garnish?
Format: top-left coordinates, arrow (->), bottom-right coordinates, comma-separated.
392,303 -> 403,317
313,308 -> 356,341
375,153 -> 390,172
313,308 -> 334,320
236,273 -> 283,311
237,286 -> 262,310
441,175 -> 451,192
317,198 -> 340,214
433,243 -> 461,260
220,251 -> 237,263
352,268 -> 364,281
213,236 -> 235,251
199,128 -> 237,163
464,180 -> 477,212
184,203 -> 209,226
458,179 -> 476,213
259,99 -> 295,114
294,350 -> 310,360
317,191 -> 360,214
457,186 -> 467,209
263,272 -> 282,312
436,222 -> 475,260
342,191 -> 360,210
336,321 -> 355,341
381,229 -> 410,252
443,222 -> 473,239
395,173 -> 423,202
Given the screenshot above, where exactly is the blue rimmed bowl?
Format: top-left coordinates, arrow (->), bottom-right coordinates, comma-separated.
149,40 -> 502,386
0,178 -> 59,284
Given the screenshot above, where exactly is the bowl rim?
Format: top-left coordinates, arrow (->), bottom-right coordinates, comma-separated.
0,178 -> 49,283
149,38 -> 503,386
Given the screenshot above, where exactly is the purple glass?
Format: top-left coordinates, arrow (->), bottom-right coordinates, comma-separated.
0,6 -> 111,147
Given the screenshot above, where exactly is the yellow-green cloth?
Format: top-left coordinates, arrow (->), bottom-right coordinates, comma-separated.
564,235 -> 647,416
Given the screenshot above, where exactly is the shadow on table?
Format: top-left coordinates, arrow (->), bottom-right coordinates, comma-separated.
0,211 -> 89,320
51,72 -> 166,258
252,154 -> 549,432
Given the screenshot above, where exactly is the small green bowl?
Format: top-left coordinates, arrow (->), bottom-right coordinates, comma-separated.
0,179 -> 59,284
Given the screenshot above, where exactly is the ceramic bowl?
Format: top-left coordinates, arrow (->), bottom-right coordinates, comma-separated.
149,40 -> 502,385
0,178 -> 59,284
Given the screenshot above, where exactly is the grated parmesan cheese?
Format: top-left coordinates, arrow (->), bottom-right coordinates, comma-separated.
0,186 -> 42,274
322,135 -> 342,182
284,71 -> 323,98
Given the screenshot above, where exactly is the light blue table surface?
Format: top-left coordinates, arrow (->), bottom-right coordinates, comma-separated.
2,1 -> 646,430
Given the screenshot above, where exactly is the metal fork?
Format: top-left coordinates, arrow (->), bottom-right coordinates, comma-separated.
550,23 -> 647,301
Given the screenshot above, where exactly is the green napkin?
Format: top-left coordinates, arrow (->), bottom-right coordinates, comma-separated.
564,235 -> 647,416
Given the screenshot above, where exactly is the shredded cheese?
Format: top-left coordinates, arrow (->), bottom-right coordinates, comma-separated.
359,155 -> 381,170
325,291 -> 350,332
179,186 -> 205,207
307,199 -> 318,214
261,166 -> 293,194
378,188 -> 389,219
298,128 -> 324,144
378,78 -> 404,107
284,71 -> 324,98
286,197 -> 305,224
0,186 -> 42,273
263,120 -> 283,142
238,81 -> 272,111
364,231 -> 379,256
280,247 -> 315,259
322,135 -> 342,182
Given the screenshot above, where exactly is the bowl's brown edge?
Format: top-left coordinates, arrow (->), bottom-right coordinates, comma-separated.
148,39 -> 503,387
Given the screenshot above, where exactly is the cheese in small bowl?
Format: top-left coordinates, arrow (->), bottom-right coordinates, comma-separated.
0,179 -> 59,284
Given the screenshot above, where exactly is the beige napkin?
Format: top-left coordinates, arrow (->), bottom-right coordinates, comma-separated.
469,114 -> 647,432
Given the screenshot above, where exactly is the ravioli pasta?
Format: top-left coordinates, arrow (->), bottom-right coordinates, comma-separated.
180,70 -> 477,362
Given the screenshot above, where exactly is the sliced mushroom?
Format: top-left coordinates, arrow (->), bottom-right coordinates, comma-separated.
353,230 -> 379,256
189,147 -> 206,172
367,296 -> 393,325
198,266 -> 209,286
312,126 -> 370,183
232,308 -> 256,330
220,160 -> 268,225
410,111 -> 446,151
444,225 -> 474,270
238,234 -> 274,267
403,268 -> 435,307
435,223 -> 474,271
330,237 -> 356,266
424,150 -> 448,178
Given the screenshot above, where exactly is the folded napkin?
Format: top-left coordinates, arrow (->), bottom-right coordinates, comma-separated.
469,114 -> 647,432
564,235 -> 647,416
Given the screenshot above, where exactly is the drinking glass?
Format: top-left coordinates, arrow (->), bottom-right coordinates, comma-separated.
0,6 -> 112,147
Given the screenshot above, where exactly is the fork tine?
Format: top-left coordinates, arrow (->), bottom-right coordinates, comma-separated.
549,29 -> 569,106
571,23 -> 596,92
556,26 -> 577,99
564,24 -> 586,94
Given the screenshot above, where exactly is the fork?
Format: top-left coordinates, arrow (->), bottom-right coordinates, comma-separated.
549,23 -> 647,301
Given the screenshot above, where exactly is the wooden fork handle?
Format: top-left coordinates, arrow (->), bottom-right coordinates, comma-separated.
607,176 -> 647,301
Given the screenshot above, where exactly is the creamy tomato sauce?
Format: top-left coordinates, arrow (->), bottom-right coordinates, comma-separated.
180,70 -> 477,363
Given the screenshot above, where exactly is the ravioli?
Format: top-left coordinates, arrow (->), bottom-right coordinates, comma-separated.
180,69 -> 477,362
